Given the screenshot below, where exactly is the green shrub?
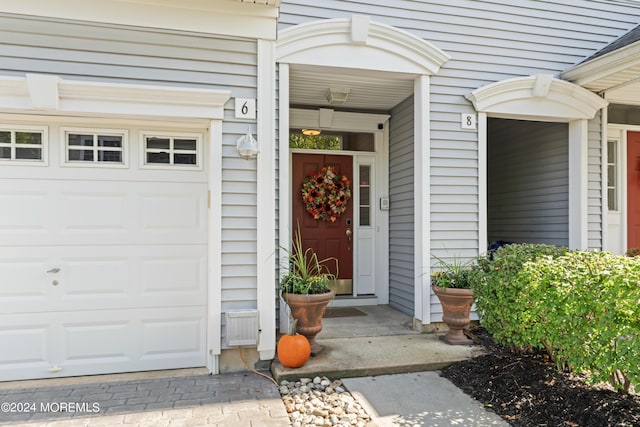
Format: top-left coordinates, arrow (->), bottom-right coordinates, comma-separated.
472,243 -> 569,349
522,251 -> 640,393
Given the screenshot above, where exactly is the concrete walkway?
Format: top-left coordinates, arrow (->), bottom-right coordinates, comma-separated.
343,372 -> 509,427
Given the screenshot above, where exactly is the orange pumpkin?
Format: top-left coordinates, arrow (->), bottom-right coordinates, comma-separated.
277,319 -> 311,368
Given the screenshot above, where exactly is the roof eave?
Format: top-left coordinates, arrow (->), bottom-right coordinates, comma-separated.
561,41 -> 640,90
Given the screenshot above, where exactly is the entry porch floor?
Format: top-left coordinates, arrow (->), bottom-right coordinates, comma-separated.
271,305 -> 484,383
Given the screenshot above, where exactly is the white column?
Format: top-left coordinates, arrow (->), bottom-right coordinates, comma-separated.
278,63 -> 292,335
207,119 -> 223,374
478,112 -> 488,255
256,39 -> 276,360
414,75 -> 431,324
600,109 -> 608,252
568,119 -> 589,249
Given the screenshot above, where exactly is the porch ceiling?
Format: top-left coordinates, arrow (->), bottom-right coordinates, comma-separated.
288,64 -> 415,111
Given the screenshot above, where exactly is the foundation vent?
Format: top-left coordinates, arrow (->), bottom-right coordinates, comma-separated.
225,310 -> 259,346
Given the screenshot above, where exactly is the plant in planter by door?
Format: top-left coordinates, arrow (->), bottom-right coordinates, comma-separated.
431,255 -> 477,345
280,226 -> 336,355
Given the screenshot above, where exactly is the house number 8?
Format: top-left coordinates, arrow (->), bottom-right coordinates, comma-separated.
461,113 -> 476,130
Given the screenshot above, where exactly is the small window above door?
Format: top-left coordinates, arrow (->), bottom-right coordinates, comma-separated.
290,130 -> 375,152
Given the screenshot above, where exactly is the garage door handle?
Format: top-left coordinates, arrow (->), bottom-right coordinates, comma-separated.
47,268 -> 61,274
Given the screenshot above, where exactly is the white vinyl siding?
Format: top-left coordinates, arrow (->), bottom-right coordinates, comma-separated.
0,14 -> 259,343
487,119 -> 569,247
279,1 -> 640,323
388,95 -> 415,316
279,0 -> 639,264
0,14 -> 256,90
588,112 -> 604,250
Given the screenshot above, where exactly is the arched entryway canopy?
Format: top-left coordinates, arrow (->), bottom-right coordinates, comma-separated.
466,74 -> 608,251
277,15 -> 449,75
466,74 -> 607,121
276,15 -> 450,328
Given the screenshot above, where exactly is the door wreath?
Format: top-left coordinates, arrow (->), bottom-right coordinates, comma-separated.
301,166 -> 351,222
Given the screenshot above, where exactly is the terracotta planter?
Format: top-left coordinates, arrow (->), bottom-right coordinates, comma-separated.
432,285 -> 474,345
283,290 -> 335,355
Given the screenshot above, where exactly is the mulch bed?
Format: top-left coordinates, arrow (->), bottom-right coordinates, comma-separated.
439,327 -> 640,427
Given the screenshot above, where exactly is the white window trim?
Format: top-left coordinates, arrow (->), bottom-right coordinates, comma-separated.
0,124 -> 48,166
60,127 -> 129,168
139,131 -> 203,171
606,137 -> 621,213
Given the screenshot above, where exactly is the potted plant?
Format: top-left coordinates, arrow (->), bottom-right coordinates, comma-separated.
280,227 -> 336,355
431,256 -> 477,345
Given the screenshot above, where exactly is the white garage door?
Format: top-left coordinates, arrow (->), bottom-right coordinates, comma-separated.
0,123 -> 209,381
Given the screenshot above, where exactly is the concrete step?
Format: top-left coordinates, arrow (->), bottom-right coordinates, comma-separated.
271,333 -> 484,383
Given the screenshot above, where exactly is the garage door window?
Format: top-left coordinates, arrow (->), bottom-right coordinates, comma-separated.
141,132 -> 202,170
0,126 -> 47,165
63,128 -> 127,167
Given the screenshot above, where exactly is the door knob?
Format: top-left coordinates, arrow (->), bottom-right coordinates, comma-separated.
346,229 -> 352,241
47,268 -> 61,274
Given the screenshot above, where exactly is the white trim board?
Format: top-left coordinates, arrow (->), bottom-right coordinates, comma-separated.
290,109 -> 390,132
414,75 -> 431,324
0,74 -> 231,121
0,0 -> 278,40
256,39 -> 276,361
277,63 -> 291,336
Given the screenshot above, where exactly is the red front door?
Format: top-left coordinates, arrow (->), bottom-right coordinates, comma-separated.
292,153 -> 353,292
628,132 -> 640,249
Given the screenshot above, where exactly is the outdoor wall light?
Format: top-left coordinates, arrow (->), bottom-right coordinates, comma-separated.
326,87 -> 350,104
237,128 -> 259,159
301,129 -> 321,136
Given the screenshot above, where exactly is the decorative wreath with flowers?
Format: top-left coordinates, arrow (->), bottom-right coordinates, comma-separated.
301,166 -> 351,222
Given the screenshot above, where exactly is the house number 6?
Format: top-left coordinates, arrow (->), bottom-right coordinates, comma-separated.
235,98 -> 256,120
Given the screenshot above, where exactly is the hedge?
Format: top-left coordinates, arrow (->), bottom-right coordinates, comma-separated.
473,244 -> 640,393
